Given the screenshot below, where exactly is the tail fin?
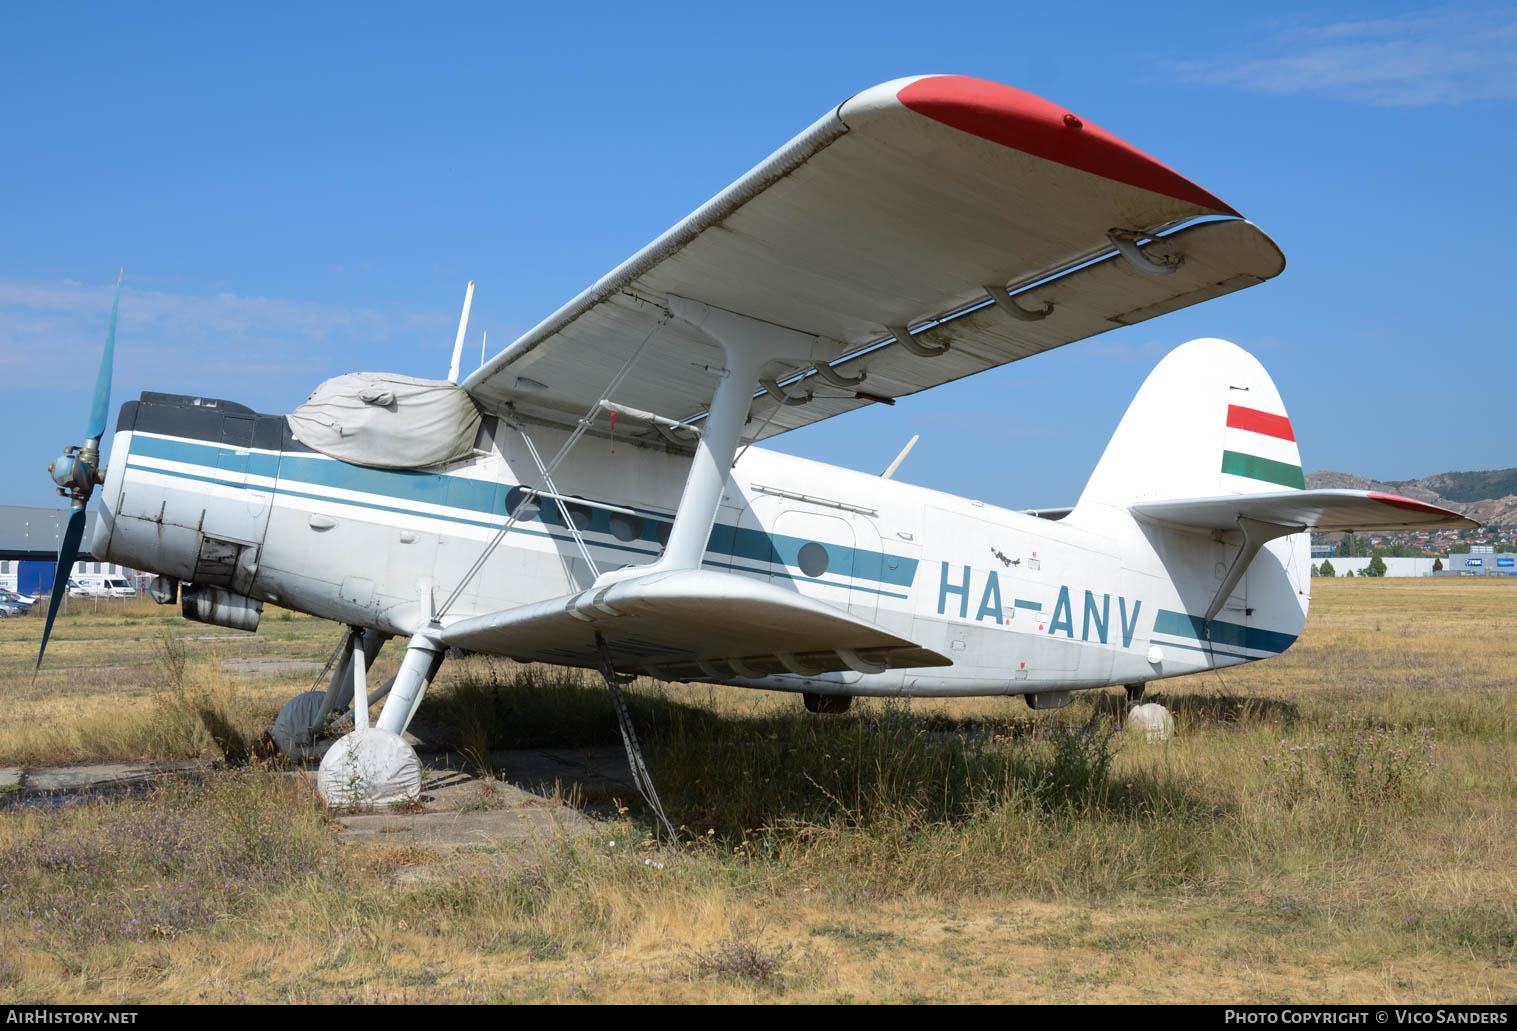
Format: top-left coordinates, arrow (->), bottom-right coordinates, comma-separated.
1078,338 -> 1302,509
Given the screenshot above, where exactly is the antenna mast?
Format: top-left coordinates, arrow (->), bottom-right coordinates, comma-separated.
447,281 -> 475,384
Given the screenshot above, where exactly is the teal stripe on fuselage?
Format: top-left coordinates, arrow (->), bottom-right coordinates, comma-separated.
124,461 -> 667,559
127,433 -> 920,590
132,434 -> 284,479
1151,609 -> 1297,655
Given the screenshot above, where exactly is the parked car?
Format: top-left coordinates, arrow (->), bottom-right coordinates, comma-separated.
0,589 -> 33,613
70,574 -> 137,598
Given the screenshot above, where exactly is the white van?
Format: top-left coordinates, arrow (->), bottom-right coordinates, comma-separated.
70,574 -> 137,598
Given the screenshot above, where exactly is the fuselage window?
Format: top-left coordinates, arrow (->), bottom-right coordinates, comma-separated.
505,486 -> 541,520
797,542 -> 830,578
564,501 -> 593,532
610,512 -> 645,542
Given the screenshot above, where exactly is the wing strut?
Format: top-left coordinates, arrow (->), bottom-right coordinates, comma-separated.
1204,516 -> 1302,624
593,294 -> 836,588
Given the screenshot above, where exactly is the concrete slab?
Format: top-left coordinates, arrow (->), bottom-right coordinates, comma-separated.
22,761 -> 201,793
337,799 -> 594,850
330,747 -> 637,852
10,743 -> 642,858
490,745 -> 638,804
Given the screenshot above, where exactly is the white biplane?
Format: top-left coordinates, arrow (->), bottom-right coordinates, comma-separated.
41,75 -> 1474,805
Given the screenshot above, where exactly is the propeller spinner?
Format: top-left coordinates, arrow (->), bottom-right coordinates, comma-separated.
36,270 -> 122,670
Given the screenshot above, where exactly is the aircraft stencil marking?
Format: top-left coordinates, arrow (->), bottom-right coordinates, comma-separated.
989,546 -> 1020,568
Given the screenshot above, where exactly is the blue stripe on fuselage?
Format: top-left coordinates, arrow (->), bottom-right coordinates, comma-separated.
126,433 -> 919,590
1151,608 -> 1297,655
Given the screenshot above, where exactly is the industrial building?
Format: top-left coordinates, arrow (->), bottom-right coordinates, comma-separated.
0,505 -> 144,595
1438,545 -> 1516,576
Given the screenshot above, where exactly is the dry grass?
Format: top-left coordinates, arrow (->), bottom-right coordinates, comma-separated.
0,578 -> 1514,1003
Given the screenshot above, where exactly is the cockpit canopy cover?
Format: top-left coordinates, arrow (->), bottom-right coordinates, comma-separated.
287,372 -> 481,469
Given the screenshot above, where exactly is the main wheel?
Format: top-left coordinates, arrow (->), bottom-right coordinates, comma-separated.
272,690 -> 329,760
316,728 -> 422,808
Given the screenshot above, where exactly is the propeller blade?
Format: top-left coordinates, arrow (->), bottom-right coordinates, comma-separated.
84,269 -> 122,444
35,508 -> 87,672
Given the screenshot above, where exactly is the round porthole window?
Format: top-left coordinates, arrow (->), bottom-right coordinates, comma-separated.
505,486 -> 540,520
797,542 -> 830,577
610,512 -> 644,542
564,501 -> 593,531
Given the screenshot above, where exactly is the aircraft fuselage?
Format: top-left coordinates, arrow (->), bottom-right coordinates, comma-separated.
94,391 -> 1309,701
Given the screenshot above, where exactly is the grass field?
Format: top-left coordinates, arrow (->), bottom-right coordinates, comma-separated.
0,578 -> 1513,1003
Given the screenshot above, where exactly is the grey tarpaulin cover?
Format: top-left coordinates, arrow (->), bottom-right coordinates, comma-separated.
272,690 -> 328,761
287,372 -> 481,469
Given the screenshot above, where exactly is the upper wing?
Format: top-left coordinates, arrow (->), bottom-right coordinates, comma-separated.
1130,490 -> 1479,532
464,75 -> 1284,441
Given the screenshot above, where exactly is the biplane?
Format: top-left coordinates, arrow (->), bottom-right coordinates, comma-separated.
40,75 -> 1474,804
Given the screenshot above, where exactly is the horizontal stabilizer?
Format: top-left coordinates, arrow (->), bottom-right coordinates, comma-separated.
440,569 -> 949,680
1131,489 -> 1477,533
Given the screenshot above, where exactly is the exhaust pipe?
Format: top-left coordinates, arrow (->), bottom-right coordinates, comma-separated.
181,583 -> 262,632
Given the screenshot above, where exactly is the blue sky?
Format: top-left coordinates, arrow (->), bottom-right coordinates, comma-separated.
4,1 -> 1514,511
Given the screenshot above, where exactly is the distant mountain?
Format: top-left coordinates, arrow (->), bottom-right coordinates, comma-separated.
1416,469 -> 1517,503
1306,468 -> 1517,526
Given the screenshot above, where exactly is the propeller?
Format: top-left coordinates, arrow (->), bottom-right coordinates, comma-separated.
36,270 -> 122,671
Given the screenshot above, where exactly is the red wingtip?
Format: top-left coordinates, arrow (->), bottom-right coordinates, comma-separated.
896,76 -> 1241,217
1368,492 -> 1463,518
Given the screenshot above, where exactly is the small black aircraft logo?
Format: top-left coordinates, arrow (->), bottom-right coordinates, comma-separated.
990,547 -> 1020,568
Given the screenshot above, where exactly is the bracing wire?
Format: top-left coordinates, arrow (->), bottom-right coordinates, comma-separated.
519,428 -> 600,580
596,633 -> 679,847
436,314 -> 670,619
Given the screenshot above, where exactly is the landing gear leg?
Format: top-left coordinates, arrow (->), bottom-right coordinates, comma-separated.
803,692 -> 853,714
1125,683 -> 1146,708
374,623 -> 445,737
272,627 -> 386,760
317,623 -> 443,808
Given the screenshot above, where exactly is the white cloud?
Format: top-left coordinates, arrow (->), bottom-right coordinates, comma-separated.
0,276 -> 455,395
1169,9 -> 1517,106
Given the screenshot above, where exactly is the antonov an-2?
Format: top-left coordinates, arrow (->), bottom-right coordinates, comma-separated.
41,75 -> 1474,804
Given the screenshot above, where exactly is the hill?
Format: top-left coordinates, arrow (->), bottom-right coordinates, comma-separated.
1306,468 -> 1517,526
